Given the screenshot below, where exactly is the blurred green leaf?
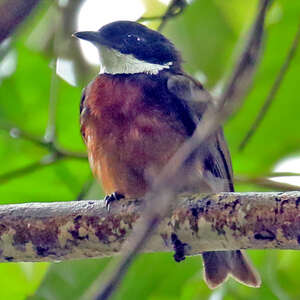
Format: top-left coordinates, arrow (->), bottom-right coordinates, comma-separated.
32,258 -> 110,300
0,262 -> 48,300
33,253 -> 206,300
226,0 -> 300,175
164,0 -> 237,86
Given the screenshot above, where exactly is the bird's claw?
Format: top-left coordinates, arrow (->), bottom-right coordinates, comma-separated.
104,192 -> 124,211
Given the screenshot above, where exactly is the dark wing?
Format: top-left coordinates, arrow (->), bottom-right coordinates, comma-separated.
167,73 -> 234,192
167,74 -> 212,119
168,75 -> 261,288
214,129 -> 234,192
167,75 -> 259,290
80,87 -> 89,144
80,87 -> 86,115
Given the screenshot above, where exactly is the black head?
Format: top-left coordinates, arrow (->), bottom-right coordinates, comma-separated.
74,21 -> 181,68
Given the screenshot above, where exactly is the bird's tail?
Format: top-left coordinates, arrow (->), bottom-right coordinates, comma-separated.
202,250 -> 261,289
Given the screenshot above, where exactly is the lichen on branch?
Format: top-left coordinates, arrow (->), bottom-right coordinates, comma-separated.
0,192 -> 299,263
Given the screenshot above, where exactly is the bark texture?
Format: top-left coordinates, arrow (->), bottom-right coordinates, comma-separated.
0,192 -> 300,262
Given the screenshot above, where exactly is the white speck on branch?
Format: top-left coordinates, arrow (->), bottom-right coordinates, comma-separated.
0,192 -> 300,263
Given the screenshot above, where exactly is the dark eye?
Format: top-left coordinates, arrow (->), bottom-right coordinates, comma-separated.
126,34 -> 144,43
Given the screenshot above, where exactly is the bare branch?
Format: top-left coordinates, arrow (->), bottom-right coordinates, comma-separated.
239,20 -> 300,151
1,192 -> 300,263
0,0 -> 41,43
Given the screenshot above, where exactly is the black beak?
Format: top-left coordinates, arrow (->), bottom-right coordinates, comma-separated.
73,31 -> 104,44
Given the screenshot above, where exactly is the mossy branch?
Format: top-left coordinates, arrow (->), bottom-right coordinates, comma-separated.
0,192 -> 300,263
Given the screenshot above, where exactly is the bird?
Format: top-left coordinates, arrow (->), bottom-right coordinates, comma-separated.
73,20 -> 261,289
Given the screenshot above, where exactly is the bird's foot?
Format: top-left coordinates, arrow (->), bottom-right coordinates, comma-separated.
171,233 -> 190,262
104,192 -> 124,211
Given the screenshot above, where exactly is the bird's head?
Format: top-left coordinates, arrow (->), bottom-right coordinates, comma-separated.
73,21 -> 181,75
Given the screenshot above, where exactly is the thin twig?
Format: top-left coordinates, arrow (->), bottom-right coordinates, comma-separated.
0,149 -> 86,185
139,15 -> 164,22
158,0 -> 187,32
235,175 -> 300,191
1,122 -> 87,157
57,148 -> 87,159
138,0 -> 188,32
95,217 -> 158,300
236,172 -> 300,179
0,153 -> 63,185
94,1 -> 271,300
76,175 -> 94,201
239,20 -> 300,151
44,58 -> 59,143
0,122 -> 49,149
268,172 -> 300,177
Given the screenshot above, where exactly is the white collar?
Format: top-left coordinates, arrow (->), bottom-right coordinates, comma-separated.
98,45 -> 173,75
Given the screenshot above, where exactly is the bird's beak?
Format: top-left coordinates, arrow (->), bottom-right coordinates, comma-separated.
73,31 -> 103,44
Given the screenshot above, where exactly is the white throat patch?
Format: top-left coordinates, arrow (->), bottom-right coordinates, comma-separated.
98,45 -> 172,75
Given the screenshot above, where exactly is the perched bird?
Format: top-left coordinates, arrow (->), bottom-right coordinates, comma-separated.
74,21 -> 261,289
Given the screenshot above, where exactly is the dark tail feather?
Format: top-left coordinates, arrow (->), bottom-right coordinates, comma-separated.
202,250 -> 261,289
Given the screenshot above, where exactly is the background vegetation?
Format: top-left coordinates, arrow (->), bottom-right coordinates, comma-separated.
0,0 -> 300,299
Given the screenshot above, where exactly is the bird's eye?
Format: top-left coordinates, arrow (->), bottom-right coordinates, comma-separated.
126,34 -> 143,42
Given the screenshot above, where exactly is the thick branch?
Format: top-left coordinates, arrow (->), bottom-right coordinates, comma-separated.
1,192 -> 300,263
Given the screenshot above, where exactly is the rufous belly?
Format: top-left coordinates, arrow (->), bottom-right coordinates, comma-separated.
82,74 -> 187,198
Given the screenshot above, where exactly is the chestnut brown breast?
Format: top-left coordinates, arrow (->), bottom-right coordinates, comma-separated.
81,73 -> 188,198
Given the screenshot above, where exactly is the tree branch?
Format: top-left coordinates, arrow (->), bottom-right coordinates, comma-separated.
0,0 -> 41,43
0,192 -> 300,263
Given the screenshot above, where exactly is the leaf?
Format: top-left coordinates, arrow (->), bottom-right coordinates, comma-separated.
31,259 -> 110,300
0,262 -> 48,300
225,1 -> 300,175
33,253 -> 206,300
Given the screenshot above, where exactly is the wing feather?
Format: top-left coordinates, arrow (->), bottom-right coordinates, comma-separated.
167,73 -> 234,192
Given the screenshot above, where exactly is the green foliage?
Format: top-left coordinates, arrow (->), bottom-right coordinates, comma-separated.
1,0 -> 300,299
227,0 -> 300,175
0,262 -> 48,300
